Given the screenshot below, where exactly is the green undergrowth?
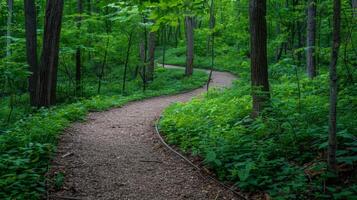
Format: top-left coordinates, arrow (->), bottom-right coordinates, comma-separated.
0,67 -> 207,199
159,59 -> 357,199
157,46 -> 245,75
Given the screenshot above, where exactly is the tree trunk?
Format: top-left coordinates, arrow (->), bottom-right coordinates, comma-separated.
207,0 -> 215,90
24,0 -> 38,106
6,0 -> 13,57
178,18 -> 182,41
97,37 -> 109,94
328,0 -> 341,173
352,0 -> 357,17
249,0 -> 270,117
35,0 -> 64,107
162,26 -> 166,68
307,0 -> 317,78
140,16 -> 148,92
185,16 -> 194,76
297,21 -> 304,63
76,0 -> 83,95
147,31 -> 156,81
86,0 -> 92,14
122,31 -> 134,94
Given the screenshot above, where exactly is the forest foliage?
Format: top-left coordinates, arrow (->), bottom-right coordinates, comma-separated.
0,0 -> 356,199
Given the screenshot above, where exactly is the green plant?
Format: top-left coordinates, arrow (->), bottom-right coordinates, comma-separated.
159,62 -> 357,199
0,68 -> 207,199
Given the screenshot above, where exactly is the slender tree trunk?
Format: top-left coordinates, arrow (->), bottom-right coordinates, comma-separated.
75,48 -> 81,95
352,0 -> 357,17
6,0 -> 14,57
178,18 -> 182,41
147,31 -> 156,81
297,21 -> 304,63
122,31 -> 134,94
141,16 -> 149,91
185,16 -> 194,76
139,41 -> 146,64
328,0 -> 341,173
174,24 -> 179,47
162,26 -> 166,68
207,0 -> 215,90
97,37 -> 109,94
249,0 -> 270,117
24,0 -> 38,106
35,0 -> 64,107
86,0 -> 92,14
307,0 -> 317,78
76,0 -> 83,95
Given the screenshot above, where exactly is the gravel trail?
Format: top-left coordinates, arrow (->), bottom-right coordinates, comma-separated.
49,65 -> 240,200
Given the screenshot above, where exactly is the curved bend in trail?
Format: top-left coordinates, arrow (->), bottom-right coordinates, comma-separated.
50,65 -> 238,200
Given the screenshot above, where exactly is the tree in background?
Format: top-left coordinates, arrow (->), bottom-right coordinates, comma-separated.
6,0 -> 13,57
306,0 -> 317,78
75,0 -> 83,96
206,0 -> 215,90
147,28 -> 156,81
249,0 -> 270,117
184,15 -> 194,76
35,0 -> 65,107
24,0 -> 38,106
328,0 -> 341,173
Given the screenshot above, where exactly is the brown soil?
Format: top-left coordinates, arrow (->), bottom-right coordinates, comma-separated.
49,65 -> 245,200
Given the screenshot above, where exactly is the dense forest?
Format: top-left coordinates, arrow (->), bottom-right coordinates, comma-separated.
0,0 -> 356,199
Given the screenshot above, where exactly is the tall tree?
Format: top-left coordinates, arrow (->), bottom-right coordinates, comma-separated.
147,31 -> 156,81
24,0 -> 38,106
140,15 -> 148,91
35,0 -> 64,107
6,0 -> 13,57
122,30 -> 134,94
307,0 -> 317,78
76,0 -> 83,95
161,26 -> 167,68
328,0 -> 341,172
249,0 -> 270,117
185,16 -> 194,76
207,0 -> 215,90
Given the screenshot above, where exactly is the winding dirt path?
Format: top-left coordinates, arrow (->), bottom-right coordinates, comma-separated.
50,65 -> 239,200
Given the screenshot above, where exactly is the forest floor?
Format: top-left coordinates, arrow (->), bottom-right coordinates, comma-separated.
48,65 -> 242,200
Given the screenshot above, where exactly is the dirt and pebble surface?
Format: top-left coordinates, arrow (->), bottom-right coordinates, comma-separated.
49,66 -> 251,200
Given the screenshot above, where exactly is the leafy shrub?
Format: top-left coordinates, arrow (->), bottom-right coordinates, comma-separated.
0,68 -> 207,199
159,63 -> 357,199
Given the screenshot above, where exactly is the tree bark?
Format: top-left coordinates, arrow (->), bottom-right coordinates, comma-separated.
249,0 -> 270,117
207,0 -> 215,90
307,0 -> 317,78
6,0 -> 13,57
76,0 -> 83,95
24,0 -> 38,106
162,26 -> 166,68
122,31 -> 134,94
147,31 -> 156,81
140,16 -> 148,92
97,37 -> 109,94
328,0 -> 341,173
35,0 -> 64,107
185,16 -> 194,76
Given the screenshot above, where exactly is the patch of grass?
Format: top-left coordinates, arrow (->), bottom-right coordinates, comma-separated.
0,67 -> 207,199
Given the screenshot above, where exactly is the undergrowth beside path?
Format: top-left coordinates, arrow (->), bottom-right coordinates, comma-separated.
159,59 -> 357,199
0,68 -> 207,199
